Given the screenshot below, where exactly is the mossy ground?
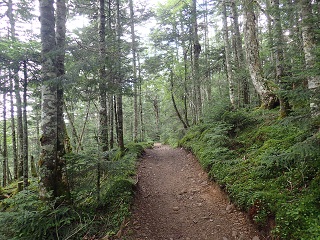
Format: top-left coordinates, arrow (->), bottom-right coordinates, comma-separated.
179,108 -> 320,239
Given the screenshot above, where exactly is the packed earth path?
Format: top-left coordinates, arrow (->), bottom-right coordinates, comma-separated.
118,143 -> 263,240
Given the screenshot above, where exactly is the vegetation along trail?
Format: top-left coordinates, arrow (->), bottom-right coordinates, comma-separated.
121,144 -> 262,240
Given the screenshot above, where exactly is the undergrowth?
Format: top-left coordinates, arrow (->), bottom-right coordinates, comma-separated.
179,106 -> 320,240
0,141 -> 152,240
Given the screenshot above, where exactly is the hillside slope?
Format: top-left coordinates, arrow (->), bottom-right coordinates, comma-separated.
179,108 -> 320,239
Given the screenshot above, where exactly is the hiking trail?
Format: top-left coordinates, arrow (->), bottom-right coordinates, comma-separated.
119,143 -> 263,240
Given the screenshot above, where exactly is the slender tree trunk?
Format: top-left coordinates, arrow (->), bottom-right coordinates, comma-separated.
98,0 -> 109,152
22,60 -> 28,188
116,0 -> 125,151
64,102 -> 81,151
153,98 -> 160,141
243,0 -> 278,109
180,20 -> 190,128
3,86 -> 8,187
300,0 -> 320,117
222,2 -> 236,108
271,0 -> 291,117
137,53 -> 145,141
170,70 -> 189,129
7,0 -> 15,39
9,74 -> 18,180
109,95 -> 114,149
116,95 -> 125,150
15,71 -> 24,179
231,0 -> 249,106
56,0 -> 70,199
77,100 -> 91,153
129,0 -> 139,142
192,0 -> 202,121
7,0 -> 18,181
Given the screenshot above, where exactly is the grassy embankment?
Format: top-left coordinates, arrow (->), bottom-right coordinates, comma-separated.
179,108 -> 320,239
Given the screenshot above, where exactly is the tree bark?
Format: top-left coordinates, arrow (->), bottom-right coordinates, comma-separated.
243,0 -> 278,109
191,0 -> 202,121
2,85 -> 8,187
170,70 -> 189,129
231,0 -> 249,106
39,0 -> 69,200
116,0 -> 125,151
271,0 -> 291,117
129,0 -> 139,143
98,0 -> 109,152
300,0 -> 320,117
22,60 -> 29,188
15,70 -> 24,179
55,0 -> 71,198
222,2 -> 236,108
9,74 -> 18,180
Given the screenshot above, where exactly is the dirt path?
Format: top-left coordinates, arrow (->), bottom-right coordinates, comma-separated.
120,144 -> 262,240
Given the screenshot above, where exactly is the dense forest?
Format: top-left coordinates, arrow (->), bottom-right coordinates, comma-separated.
0,0 -> 319,239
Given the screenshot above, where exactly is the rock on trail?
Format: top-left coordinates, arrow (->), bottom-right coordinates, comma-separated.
119,144 -> 262,240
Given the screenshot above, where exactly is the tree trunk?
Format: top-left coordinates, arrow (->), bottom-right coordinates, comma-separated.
170,70 -> 189,129
271,0 -> 291,117
129,0 -> 139,143
300,0 -> 320,117
55,0 -> 70,199
39,0 -> 69,200
2,85 -> 8,187
116,95 -> 125,151
116,0 -> 125,151
9,74 -> 18,180
22,60 -> 29,188
231,0 -> 249,105
109,95 -> 115,149
15,71 -> 24,179
153,98 -> 160,141
191,0 -> 202,121
243,0 -> 278,109
138,53 -> 145,141
98,0 -> 109,152
222,2 -> 236,108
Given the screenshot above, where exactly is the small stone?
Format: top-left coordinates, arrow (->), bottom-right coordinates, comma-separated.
232,230 -> 237,237
179,189 -> 187,195
238,234 -> 245,240
193,219 -> 198,224
173,206 -> 180,211
252,236 -> 260,240
226,204 -> 235,213
222,237 -> 229,240
201,181 -> 208,186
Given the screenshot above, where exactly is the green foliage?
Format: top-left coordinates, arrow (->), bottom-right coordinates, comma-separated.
180,107 -> 320,239
0,142 -> 152,239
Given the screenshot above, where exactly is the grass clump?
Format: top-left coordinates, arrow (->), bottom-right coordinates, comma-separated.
179,107 -> 320,239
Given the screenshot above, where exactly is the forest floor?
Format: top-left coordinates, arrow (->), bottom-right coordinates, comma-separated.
118,143 -> 263,240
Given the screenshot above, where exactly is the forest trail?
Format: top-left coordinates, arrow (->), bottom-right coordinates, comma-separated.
119,144 -> 262,240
